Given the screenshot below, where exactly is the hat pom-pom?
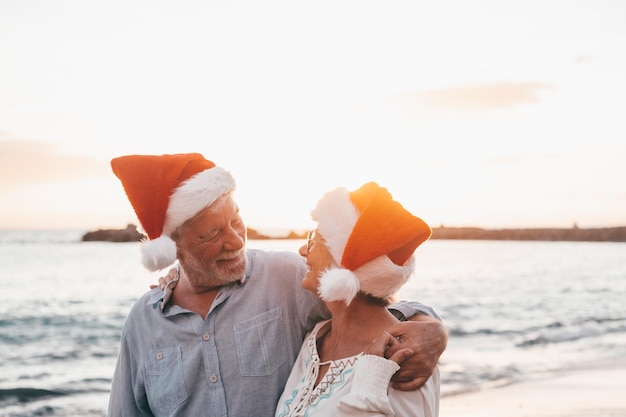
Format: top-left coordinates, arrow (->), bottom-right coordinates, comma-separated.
140,235 -> 177,271
318,268 -> 360,305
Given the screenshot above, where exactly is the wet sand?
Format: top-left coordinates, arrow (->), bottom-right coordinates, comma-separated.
440,358 -> 626,417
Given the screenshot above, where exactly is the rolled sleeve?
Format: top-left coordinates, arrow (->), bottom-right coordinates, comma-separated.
388,300 -> 441,321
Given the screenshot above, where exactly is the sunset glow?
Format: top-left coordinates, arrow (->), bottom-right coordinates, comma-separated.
1,1 -> 625,232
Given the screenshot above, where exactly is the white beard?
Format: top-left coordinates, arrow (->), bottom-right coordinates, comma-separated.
181,249 -> 247,288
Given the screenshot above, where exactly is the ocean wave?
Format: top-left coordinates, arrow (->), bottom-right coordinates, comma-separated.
440,364 -> 525,397
0,229 -> 86,244
0,387 -> 67,405
516,320 -> 626,347
1,237 -> 624,417
448,327 -> 517,337
448,315 -> 626,341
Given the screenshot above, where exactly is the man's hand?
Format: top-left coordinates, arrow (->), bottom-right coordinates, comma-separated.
386,315 -> 448,391
364,332 -> 414,365
149,267 -> 179,291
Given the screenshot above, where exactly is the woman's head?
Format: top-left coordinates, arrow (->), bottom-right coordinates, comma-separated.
304,182 -> 432,305
298,229 -> 335,295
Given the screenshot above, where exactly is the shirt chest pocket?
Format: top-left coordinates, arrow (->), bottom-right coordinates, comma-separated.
145,346 -> 188,415
234,307 -> 288,376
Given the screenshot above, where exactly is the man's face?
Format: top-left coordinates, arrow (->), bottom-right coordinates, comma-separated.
176,195 -> 247,289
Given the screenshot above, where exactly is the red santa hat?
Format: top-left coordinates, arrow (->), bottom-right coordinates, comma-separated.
111,153 -> 236,271
311,182 -> 432,305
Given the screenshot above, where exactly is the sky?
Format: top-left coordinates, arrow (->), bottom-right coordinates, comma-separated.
1,0 -> 625,233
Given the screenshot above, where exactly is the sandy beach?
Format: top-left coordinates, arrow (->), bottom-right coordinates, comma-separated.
440,358 -> 626,417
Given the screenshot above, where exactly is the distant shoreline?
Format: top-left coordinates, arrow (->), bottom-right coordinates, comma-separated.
251,226 -> 626,242
81,224 -> 626,242
428,225 -> 626,242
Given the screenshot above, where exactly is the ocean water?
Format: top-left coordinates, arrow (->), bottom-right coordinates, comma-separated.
1,229 -> 625,416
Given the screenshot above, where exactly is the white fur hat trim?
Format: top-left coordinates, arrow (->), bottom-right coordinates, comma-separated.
163,166 -> 236,235
354,254 -> 415,299
311,186 -> 417,303
141,166 -> 236,271
311,187 -> 358,266
141,235 -> 177,271
318,268 -> 361,305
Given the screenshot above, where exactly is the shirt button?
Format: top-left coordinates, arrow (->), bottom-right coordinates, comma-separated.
156,352 -> 163,360
210,374 -> 218,383
202,333 -> 210,341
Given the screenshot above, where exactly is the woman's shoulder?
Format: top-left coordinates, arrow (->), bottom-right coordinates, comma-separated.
311,319 -> 331,333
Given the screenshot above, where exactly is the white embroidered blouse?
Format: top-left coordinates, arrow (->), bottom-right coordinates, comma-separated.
275,320 -> 440,417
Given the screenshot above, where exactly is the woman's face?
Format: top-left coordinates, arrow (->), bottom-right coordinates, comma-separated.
298,229 -> 335,294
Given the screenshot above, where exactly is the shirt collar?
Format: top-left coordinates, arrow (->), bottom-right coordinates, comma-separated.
148,253 -> 253,312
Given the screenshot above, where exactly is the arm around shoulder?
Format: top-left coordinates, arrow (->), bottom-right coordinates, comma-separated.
386,301 -> 448,391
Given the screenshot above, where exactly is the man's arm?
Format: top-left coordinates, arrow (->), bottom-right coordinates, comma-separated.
386,301 -> 448,391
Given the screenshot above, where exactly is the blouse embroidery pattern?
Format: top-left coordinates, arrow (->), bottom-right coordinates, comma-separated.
280,322 -> 362,417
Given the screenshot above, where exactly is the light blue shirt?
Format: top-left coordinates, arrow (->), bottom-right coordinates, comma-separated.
107,249 -> 437,417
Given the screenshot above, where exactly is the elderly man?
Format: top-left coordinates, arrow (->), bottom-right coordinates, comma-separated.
108,153 -> 447,417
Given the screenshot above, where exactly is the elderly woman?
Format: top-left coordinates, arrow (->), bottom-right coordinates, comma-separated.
275,182 -> 440,417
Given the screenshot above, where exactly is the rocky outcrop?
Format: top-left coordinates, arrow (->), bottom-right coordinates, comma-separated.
80,225 -> 306,242
82,224 -> 145,242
